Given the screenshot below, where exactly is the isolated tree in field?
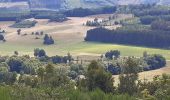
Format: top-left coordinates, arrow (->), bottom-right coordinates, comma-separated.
0,34 -> 4,41
17,29 -> 21,35
118,57 -> 140,95
43,34 -> 54,45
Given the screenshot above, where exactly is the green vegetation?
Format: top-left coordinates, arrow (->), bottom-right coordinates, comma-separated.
11,20 -> 37,28
0,42 -> 170,60
0,51 -> 168,100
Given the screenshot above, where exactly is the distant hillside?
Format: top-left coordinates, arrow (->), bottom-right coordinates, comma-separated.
0,0 -> 169,11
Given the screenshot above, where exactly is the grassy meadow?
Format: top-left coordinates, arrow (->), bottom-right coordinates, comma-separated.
0,15 -> 169,60
0,41 -> 170,60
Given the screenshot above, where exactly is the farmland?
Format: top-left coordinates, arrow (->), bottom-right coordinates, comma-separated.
0,15 -> 169,60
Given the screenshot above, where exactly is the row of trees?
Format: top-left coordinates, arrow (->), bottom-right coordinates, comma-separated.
107,53 -> 166,75
151,20 -> 170,31
85,27 -> 170,48
86,18 -> 100,26
64,6 -> 117,17
134,8 -> 170,17
140,15 -> 170,25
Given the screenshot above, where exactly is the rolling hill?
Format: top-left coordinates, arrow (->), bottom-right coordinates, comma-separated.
0,0 -> 169,11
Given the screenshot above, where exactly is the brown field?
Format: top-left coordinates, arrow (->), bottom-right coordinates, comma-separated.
113,61 -> 170,85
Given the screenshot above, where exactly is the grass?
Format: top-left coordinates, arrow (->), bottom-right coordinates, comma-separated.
0,41 -> 170,60
0,16 -> 169,60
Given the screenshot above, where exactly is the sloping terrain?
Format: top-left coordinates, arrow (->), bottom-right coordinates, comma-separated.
0,0 -> 169,11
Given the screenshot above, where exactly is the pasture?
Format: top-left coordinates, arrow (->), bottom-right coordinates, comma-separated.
0,14 -> 169,60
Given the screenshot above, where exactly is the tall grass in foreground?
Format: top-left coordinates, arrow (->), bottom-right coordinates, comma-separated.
68,89 -> 136,100
0,86 -> 11,100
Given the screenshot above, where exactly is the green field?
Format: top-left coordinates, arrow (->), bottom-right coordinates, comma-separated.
0,41 -> 170,60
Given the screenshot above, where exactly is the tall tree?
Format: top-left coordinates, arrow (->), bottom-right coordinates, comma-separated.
85,61 -> 115,93
118,57 -> 140,95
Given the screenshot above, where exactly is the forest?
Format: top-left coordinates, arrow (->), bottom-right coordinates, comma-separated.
85,27 -> 170,48
0,49 -> 168,100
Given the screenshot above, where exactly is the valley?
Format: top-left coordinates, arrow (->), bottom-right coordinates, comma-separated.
0,14 -> 170,60
0,3 -> 170,99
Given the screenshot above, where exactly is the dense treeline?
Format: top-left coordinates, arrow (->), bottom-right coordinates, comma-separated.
107,52 -> 166,75
0,6 -> 116,21
117,4 -> 151,14
151,20 -> 170,31
64,6 -> 117,17
134,8 -> 170,17
11,20 -> 37,28
49,14 -> 68,22
0,13 -> 32,21
85,27 -> 170,48
140,15 -> 170,24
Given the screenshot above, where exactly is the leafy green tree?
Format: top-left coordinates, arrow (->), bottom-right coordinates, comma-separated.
34,48 -> 46,57
7,57 -> 23,73
85,61 -> 115,93
118,57 -> 140,95
144,54 -> 166,70
105,50 -> 120,60
43,34 -> 54,45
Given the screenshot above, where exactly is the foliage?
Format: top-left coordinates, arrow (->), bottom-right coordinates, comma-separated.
144,54 -> 166,71
105,50 -> 120,60
49,14 -> 68,22
64,6 -> 117,17
151,20 -> 170,31
0,34 -> 4,41
11,20 -> 37,28
84,61 -> 115,93
34,48 -> 46,57
85,27 -> 170,48
43,34 -> 54,45
118,57 -> 140,95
